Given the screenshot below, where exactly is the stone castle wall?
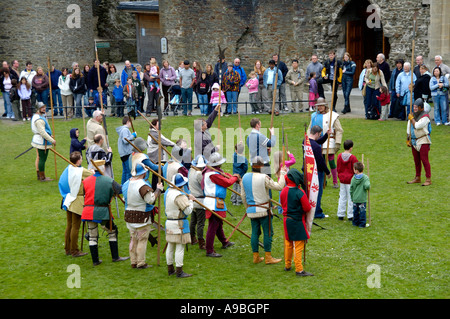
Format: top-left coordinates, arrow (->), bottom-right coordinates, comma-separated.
0,0 -> 95,71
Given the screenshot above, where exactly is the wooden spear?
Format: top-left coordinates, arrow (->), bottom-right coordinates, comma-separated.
47,56 -> 58,179
270,44 -> 282,129
156,101 -> 163,266
323,60 -> 338,188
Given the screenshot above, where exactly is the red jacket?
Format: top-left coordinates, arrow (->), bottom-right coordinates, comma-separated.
376,92 -> 390,106
337,153 -> 359,184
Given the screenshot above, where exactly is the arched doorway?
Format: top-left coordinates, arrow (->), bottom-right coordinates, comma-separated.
341,0 -> 390,87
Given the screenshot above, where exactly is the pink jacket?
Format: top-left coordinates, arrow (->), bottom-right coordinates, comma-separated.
210,90 -> 227,104
246,78 -> 259,94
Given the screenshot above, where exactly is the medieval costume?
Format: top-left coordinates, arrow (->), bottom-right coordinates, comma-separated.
188,155 -> 208,249
280,168 -> 313,276
202,152 -> 238,257
407,98 -> 432,186
31,102 -> 55,181
164,173 -> 194,278
58,158 -> 93,257
122,163 -> 162,269
308,97 -> 343,188
241,157 -> 286,264
81,160 -> 129,266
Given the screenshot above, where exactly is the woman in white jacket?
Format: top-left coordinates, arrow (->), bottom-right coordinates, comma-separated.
58,68 -> 74,118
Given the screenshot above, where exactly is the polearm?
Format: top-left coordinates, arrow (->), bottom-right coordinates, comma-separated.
142,164 -> 259,246
324,56 -> 338,189
270,44 -> 282,129
94,44 -> 120,218
408,10 -> 419,143
47,56 -> 58,179
156,96 -> 163,266
362,154 -> 371,226
217,45 -> 227,142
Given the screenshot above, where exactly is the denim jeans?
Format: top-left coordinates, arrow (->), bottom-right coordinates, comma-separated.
51,88 -> 63,115
181,87 -> 193,115
352,202 -> 367,227
315,171 -> 326,218
341,75 -> 353,108
36,89 -> 49,110
73,93 -> 84,117
2,91 -> 13,117
226,90 -> 238,114
197,93 -> 208,115
433,94 -> 448,124
364,86 -> 380,118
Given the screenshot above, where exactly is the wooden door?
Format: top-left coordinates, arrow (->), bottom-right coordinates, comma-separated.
346,20 -> 364,88
137,14 -> 162,65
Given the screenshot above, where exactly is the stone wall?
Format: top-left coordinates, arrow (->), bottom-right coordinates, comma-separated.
159,0 -> 315,73
311,0 -> 430,67
0,0 -> 95,71
159,0 -> 432,73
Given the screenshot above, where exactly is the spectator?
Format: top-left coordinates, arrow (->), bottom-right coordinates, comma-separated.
193,61 -> 202,106
223,62 -> 241,115
48,65 -> 63,116
106,64 -> 120,116
305,54 -> 323,96
429,66 -> 449,126
285,59 -> 305,113
413,65 -> 431,102
196,71 -> 210,116
120,60 -> 140,87
273,54 -> 288,111
413,55 -> 424,79
70,67 -> 86,118
10,60 -> 20,81
319,50 -> 342,111
32,67 -> 50,112
18,76 -> 32,121
395,62 -> 417,120
0,68 -> 14,119
159,60 -> 177,112
146,57 -> 161,114
263,60 -> 283,115
388,59 -> 404,118
86,60 -> 107,105
246,71 -> 259,114
58,68 -> 74,118
233,58 -> 247,100
376,53 -> 391,85
308,72 -> 319,112
364,63 -> 387,120
205,63 -> 219,114
254,60 -> 267,112
19,61 -> 37,110
214,57 -> 227,81
434,55 -> 450,122
179,60 -> 196,116
112,79 -> 125,117
82,64 -> 90,106
341,52 -> 357,114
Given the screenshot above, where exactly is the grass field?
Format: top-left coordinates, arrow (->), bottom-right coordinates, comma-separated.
0,111 -> 448,301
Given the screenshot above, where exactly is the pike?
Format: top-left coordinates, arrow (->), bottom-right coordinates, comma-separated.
324,55 -> 338,189
94,44 -> 119,218
156,95 -> 163,266
217,45 -> 227,142
408,10 -> 419,145
47,56 -> 58,179
270,44 -> 282,129
142,163 -> 262,247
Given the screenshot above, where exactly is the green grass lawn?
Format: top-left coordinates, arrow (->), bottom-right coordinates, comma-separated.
0,112 -> 448,300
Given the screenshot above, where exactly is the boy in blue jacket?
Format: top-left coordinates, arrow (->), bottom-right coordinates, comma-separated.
112,79 -> 124,117
69,128 -> 86,156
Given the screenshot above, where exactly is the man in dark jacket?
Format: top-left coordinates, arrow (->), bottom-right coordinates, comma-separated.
273,54 -> 289,111
86,60 -> 107,104
319,51 -> 342,111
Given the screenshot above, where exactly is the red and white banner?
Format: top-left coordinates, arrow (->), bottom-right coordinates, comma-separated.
304,133 -> 319,229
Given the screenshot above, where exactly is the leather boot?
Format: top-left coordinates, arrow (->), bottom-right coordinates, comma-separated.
89,245 -> 102,266
39,171 -> 53,182
407,176 -> 421,184
167,264 -> 175,276
191,234 -> 198,245
198,238 -> 206,250
265,252 -> 282,264
109,241 -> 130,262
176,266 -> 192,278
253,252 -> 264,264
422,178 -> 432,186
